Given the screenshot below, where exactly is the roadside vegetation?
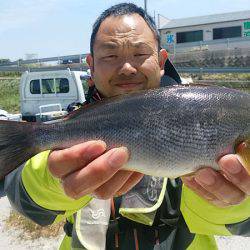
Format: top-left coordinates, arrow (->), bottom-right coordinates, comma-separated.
0,78 -> 20,113
4,210 -> 64,240
183,73 -> 250,93
182,73 -> 250,81
0,72 -> 21,77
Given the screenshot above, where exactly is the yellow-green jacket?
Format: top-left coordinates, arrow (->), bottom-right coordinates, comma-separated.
5,150 -> 250,250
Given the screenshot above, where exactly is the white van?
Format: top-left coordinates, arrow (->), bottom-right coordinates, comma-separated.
20,69 -> 89,121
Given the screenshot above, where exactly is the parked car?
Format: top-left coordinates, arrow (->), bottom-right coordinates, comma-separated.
19,69 -> 89,121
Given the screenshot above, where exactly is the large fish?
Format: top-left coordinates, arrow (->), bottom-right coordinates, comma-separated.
0,85 -> 250,180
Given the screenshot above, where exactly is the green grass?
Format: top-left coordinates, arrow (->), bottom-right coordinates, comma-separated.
0,78 -> 20,113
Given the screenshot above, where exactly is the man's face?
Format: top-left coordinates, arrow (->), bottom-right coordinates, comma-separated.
88,14 -> 167,97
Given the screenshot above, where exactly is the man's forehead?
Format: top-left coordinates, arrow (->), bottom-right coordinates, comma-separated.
96,13 -> 155,39
99,41 -> 152,49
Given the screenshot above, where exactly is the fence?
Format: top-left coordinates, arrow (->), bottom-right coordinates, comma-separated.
164,36 -> 250,55
169,47 -> 250,68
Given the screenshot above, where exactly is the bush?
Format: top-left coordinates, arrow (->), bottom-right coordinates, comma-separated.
0,79 -> 20,112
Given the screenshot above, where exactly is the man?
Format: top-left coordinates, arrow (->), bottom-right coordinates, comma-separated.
5,3 -> 250,250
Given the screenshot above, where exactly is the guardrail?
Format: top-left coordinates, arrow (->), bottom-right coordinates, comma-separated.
0,54 -> 88,67
177,67 -> 250,74
0,64 -> 88,72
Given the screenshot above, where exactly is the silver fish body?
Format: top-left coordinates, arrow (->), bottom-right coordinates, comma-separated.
0,85 -> 250,179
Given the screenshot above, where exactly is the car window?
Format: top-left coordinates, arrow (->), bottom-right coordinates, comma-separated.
55,78 -> 69,93
42,79 -> 55,94
30,79 -> 41,94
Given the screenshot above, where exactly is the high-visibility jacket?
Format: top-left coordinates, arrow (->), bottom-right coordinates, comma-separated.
5,150 -> 250,250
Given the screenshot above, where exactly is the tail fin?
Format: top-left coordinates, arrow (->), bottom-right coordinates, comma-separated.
0,120 -> 38,179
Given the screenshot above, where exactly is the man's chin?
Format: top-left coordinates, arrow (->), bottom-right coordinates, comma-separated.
114,83 -> 144,95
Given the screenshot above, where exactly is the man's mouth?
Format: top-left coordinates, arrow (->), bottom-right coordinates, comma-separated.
115,82 -> 143,90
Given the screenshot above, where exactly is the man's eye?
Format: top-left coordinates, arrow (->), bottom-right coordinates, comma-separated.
103,55 -> 117,59
134,53 -> 148,57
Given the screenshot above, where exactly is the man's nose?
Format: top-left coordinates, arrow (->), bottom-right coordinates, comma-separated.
118,62 -> 137,76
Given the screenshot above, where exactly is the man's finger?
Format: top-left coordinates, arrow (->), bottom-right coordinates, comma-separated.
48,140 -> 107,178
194,168 -> 246,205
116,172 -> 144,196
61,147 -> 129,199
182,175 -> 217,201
219,154 -> 250,195
182,175 -> 234,207
93,170 -> 133,199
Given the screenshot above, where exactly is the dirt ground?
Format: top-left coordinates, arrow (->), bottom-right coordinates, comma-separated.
1,196 -> 250,250
0,196 -> 63,249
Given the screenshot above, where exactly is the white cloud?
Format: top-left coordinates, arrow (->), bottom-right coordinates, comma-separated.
0,0 -> 60,34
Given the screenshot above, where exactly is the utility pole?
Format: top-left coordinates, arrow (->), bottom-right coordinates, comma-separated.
144,0 -> 147,13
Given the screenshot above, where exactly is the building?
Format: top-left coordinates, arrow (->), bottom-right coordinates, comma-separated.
159,10 -> 250,54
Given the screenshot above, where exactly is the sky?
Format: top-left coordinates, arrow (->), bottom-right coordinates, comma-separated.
0,0 -> 250,61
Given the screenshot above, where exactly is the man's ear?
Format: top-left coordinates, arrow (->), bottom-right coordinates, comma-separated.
86,54 -> 94,75
158,49 -> 168,77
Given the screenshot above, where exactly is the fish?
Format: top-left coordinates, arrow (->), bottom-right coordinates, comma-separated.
0,85 -> 250,180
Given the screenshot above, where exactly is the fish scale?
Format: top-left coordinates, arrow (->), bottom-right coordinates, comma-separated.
0,85 -> 250,179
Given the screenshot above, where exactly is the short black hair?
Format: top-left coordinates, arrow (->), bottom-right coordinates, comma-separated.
90,2 -> 160,56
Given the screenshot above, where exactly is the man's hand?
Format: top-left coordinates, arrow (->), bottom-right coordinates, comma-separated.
182,154 -> 250,207
48,140 -> 143,200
